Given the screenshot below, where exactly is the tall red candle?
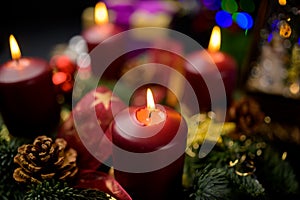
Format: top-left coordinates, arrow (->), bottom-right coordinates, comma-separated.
184,26 -> 237,113
0,35 -> 60,137
110,89 -> 187,200
81,2 -> 124,79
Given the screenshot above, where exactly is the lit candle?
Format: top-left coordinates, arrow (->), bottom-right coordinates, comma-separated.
184,26 -> 237,113
82,2 -> 123,52
110,88 -> 187,200
0,35 -> 60,137
81,2 -> 124,79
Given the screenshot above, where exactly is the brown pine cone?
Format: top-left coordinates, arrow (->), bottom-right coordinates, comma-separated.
228,97 -> 265,134
13,135 -> 78,183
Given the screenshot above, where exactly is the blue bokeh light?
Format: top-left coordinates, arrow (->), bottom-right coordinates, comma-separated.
216,10 -> 233,28
233,12 -> 253,30
202,0 -> 221,11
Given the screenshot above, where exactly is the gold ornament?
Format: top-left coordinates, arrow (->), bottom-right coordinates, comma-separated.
279,21 -> 292,38
90,91 -> 120,110
185,112 -> 236,157
228,97 -> 265,134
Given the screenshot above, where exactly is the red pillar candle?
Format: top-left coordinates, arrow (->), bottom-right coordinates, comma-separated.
184,26 -> 237,113
81,2 -> 124,79
110,89 -> 187,200
0,35 -> 60,137
82,2 -> 123,51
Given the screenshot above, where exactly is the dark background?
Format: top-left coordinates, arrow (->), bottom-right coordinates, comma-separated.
0,0 -> 99,64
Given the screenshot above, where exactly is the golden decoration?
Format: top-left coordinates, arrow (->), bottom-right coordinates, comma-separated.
90,91 -> 119,110
279,21 -> 292,38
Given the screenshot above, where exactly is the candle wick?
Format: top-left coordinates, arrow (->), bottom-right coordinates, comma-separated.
15,58 -> 20,65
148,111 -> 152,119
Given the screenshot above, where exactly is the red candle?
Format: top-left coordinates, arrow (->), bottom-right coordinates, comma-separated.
184,26 -> 237,113
110,89 -> 187,200
81,1 -> 123,51
81,2 -> 124,79
0,35 -> 60,137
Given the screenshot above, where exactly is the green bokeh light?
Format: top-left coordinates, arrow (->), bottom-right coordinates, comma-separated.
221,0 -> 238,14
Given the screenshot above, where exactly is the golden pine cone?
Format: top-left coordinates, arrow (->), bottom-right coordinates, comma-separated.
13,135 -> 78,183
228,97 -> 265,134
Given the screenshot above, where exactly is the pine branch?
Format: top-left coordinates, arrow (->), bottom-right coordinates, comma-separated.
190,165 -> 231,200
256,146 -> 299,197
226,168 -> 265,199
0,137 -> 27,200
24,180 -> 114,200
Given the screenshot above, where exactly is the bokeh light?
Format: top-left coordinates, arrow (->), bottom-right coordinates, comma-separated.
202,0 -> 221,10
233,12 -> 253,30
221,0 -> 238,14
216,10 -> 233,28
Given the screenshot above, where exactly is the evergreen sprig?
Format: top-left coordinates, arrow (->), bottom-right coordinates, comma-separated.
0,137 -> 27,200
256,146 -> 299,198
189,163 -> 266,200
185,131 -> 300,199
190,165 -> 230,200
226,168 -> 265,199
24,180 -> 114,200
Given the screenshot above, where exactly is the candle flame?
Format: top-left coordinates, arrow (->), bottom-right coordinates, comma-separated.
147,88 -> 156,110
278,0 -> 286,6
9,34 -> 21,60
94,2 -> 109,25
208,26 -> 221,53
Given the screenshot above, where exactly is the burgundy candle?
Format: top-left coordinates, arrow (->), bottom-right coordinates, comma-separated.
110,89 -> 187,200
0,35 -> 60,137
184,26 -> 237,113
81,2 -> 124,79
81,1 -> 122,51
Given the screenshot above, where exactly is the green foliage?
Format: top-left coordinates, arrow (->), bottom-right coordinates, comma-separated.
185,132 -> 299,200
24,180 -> 114,200
0,137 -> 27,200
256,146 -> 299,198
190,165 -> 230,200
0,138 -> 16,176
226,168 -> 265,199
189,164 -> 265,200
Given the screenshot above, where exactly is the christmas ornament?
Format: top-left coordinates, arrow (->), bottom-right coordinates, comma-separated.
13,135 -> 78,183
228,96 -> 265,134
51,55 -> 77,104
57,86 -> 126,170
76,170 -> 132,200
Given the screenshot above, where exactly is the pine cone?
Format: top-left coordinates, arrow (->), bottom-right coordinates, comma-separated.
13,135 -> 78,183
228,97 -> 265,134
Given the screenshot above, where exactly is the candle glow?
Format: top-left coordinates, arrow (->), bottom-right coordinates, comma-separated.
9,35 -> 21,60
95,2 -> 109,25
136,88 -> 166,126
147,88 -> 156,110
278,0 -> 286,6
208,26 -> 221,53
